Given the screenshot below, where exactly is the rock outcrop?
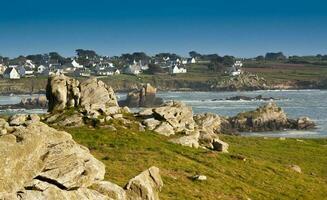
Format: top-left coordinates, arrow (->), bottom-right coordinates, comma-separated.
138,101 -> 229,152
0,115 -> 163,200
119,83 -> 163,108
212,73 -> 269,91
45,75 -> 127,126
229,102 -> 316,132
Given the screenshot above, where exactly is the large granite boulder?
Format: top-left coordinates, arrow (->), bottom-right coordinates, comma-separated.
45,75 -> 125,126
119,83 -> 163,108
80,77 -> 119,115
0,118 -> 163,200
46,74 -> 80,112
125,166 -> 163,200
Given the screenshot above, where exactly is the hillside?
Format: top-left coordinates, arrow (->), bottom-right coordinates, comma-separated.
66,125 -> 327,200
0,62 -> 327,94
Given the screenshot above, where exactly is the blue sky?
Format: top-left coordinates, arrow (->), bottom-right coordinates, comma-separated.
0,0 -> 326,58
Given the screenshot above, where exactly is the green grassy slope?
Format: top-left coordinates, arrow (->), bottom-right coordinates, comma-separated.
66,126 -> 327,200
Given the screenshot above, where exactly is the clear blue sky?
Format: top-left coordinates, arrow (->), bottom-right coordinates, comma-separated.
0,0 -> 326,58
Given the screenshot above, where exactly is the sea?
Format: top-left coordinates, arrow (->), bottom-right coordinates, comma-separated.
1,90 -> 326,138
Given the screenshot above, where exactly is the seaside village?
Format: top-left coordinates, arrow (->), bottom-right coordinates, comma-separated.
0,51 -> 243,79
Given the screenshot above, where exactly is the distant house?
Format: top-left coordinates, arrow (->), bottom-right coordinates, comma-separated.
170,65 -> 187,74
74,68 -> 91,77
3,67 -> 20,79
226,61 -> 243,76
37,65 -> 47,74
71,60 -> 83,68
124,64 -> 141,75
24,60 -> 36,69
24,66 -> 34,76
187,57 -> 196,64
61,63 -> 75,74
97,68 -> 120,76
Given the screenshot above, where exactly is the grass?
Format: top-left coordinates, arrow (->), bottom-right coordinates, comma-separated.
63,124 -> 327,200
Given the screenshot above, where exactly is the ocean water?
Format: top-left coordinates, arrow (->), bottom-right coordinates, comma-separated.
2,90 -> 327,138
0,94 -> 47,115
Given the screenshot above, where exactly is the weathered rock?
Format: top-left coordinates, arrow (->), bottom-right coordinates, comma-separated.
154,122 -> 175,136
0,119 -> 164,200
229,102 -> 316,132
170,131 -> 200,148
9,114 -> 40,126
294,117 -> 316,130
152,101 -> 195,133
194,113 -> 222,135
125,166 -> 163,200
212,139 -> 229,153
80,77 -> 118,115
55,113 -> 84,127
119,83 -> 163,108
92,181 -> 127,200
46,74 -> 80,112
143,118 -> 161,130
0,122 -> 105,193
192,175 -> 207,181
289,165 -> 302,173
46,75 -> 126,127
229,102 -> 289,132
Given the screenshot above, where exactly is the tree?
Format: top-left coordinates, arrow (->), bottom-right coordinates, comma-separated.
75,49 -> 98,59
147,63 -> 164,74
155,53 -> 181,61
208,55 -> 234,73
189,51 -> 201,58
265,52 -> 287,60
255,55 -> 265,61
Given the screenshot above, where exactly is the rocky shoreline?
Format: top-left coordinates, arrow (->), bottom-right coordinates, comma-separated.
0,73 -> 326,95
0,74 -> 317,200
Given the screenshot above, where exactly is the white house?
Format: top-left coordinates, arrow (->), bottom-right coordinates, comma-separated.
97,68 -> 120,76
124,65 -> 141,75
71,60 -> 83,68
3,67 -> 21,79
181,59 -> 188,65
170,65 -> 187,74
37,65 -> 46,74
188,57 -> 196,64
24,67 -> 34,76
233,61 -> 243,68
227,61 -> 243,76
25,60 -> 36,69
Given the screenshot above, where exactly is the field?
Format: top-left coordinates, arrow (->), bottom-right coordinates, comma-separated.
65,125 -> 327,200
243,61 -> 327,83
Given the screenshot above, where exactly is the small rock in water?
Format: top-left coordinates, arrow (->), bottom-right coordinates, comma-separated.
192,175 -> 207,181
289,165 -> 302,173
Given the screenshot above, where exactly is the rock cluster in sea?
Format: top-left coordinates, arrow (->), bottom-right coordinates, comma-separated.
119,83 -> 163,108
229,102 -> 316,132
